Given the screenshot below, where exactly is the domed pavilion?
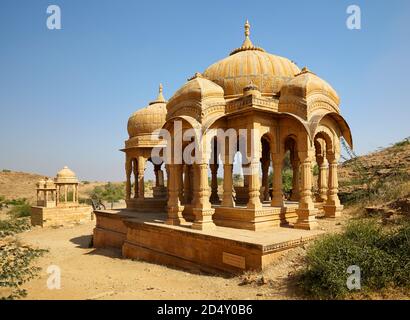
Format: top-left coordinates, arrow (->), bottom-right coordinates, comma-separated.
94,21 -> 353,273
31,166 -> 92,227
123,84 -> 168,212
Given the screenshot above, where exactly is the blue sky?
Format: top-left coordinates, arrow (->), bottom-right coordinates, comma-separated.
0,0 -> 409,181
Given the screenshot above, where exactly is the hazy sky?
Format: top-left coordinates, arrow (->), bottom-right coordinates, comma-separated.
1,0 -> 409,181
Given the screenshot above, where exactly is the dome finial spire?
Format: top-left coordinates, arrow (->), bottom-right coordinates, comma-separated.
244,19 -> 250,38
156,83 -> 165,102
242,19 -> 253,48
230,20 -> 265,55
149,83 -> 166,104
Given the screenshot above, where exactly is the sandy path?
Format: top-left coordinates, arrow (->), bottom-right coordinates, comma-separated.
16,222 -> 303,300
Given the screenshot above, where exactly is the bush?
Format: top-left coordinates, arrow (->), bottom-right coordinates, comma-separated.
8,203 -> 31,218
89,182 -> 124,209
340,169 -> 410,206
2,169 -> 11,173
0,240 -> 47,299
297,220 -> 410,299
0,218 -> 31,238
393,137 -> 410,148
6,198 -> 28,206
282,169 -> 293,194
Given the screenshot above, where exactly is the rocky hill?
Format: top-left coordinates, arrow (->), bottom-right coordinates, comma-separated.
339,137 -> 410,216
0,170 -> 106,204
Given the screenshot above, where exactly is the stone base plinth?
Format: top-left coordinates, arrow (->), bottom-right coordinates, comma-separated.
93,209 -> 323,274
126,198 -> 167,212
294,208 -> 319,230
323,204 -> 344,218
30,205 -> 93,228
213,204 -> 298,231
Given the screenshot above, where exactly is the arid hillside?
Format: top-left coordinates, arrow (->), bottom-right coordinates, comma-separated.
339,138 -> 410,215
0,170 -> 106,204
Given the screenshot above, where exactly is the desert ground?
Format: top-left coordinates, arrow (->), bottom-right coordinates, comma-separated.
1,139 -> 409,300
13,213 -> 349,300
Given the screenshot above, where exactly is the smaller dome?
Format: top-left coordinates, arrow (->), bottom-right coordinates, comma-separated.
167,73 -> 224,117
127,84 -> 167,138
281,67 -> 339,105
44,177 -> 55,188
37,178 -> 46,188
55,166 -> 78,184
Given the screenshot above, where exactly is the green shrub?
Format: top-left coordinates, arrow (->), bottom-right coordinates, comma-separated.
0,218 -> 31,238
6,198 -> 28,206
393,137 -> 410,148
8,203 -> 31,218
89,182 -> 124,209
297,220 -> 410,299
2,169 -> 11,173
0,240 -> 47,299
282,169 -> 293,193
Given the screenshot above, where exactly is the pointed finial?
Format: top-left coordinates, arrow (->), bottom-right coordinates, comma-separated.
242,19 -> 253,48
230,20 -> 265,55
244,19 -> 250,38
156,83 -> 166,102
149,83 -> 166,104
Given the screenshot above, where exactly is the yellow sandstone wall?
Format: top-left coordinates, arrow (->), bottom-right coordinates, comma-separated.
30,205 -> 93,227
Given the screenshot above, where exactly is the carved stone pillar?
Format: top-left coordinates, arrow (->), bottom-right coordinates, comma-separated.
75,185 -> 79,204
165,165 -> 170,198
290,158 -> 300,201
222,163 -> 234,207
154,164 -> 161,187
261,158 -> 270,201
294,152 -> 318,230
166,164 -> 185,225
158,170 -> 165,187
64,184 -> 68,202
209,163 -> 220,204
271,155 -> 283,207
183,164 -> 192,204
247,160 -> 262,209
125,157 -> 132,200
132,158 -> 138,199
316,156 -> 328,202
56,186 -> 60,206
192,163 -> 215,230
190,165 -> 197,206
137,156 -> 146,199
324,153 -> 343,218
176,164 -> 184,203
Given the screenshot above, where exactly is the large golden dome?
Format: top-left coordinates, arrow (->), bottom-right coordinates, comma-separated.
127,84 -> 167,138
203,21 -> 300,98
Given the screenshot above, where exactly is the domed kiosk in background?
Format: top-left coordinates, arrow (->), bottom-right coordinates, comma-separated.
93,21 -> 353,273
123,84 -> 168,212
31,166 -> 92,227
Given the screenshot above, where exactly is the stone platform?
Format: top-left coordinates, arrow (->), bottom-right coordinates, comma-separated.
31,205 -> 93,227
93,208 -> 324,274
